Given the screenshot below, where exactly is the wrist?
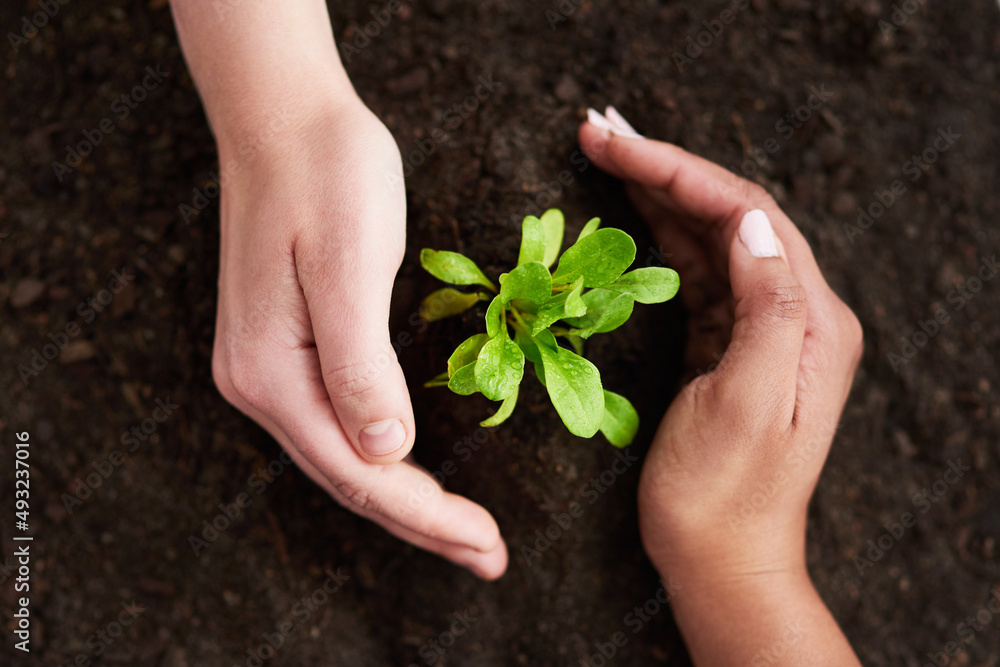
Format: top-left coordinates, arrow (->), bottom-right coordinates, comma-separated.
661,552 -> 813,619
171,0 -> 361,156
213,77 -> 362,163
644,516 -> 807,589
652,547 -> 809,594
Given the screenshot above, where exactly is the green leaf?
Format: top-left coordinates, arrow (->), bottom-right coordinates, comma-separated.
475,330 -> 524,401
533,328 -> 559,352
419,288 -> 487,321
538,342 -> 604,437
517,216 -> 546,266
420,249 -> 496,291
551,228 -> 636,288
533,360 -> 547,387
603,267 -> 680,304
577,217 -> 601,242
531,276 -> 585,335
530,330 -> 558,387
540,209 -> 565,268
499,262 -> 552,305
568,293 -> 635,339
485,295 -> 506,338
515,328 -> 541,364
600,390 -> 639,447
447,333 -> 490,377
510,298 -> 539,316
480,385 -> 519,427
566,334 -> 585,356
563,278 -> 587,317
562,289 -> 616,328
448,363 -> 479,396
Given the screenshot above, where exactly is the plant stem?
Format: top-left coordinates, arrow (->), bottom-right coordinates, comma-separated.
508,305 -> 531,336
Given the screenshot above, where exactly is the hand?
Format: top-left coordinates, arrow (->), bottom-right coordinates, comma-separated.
580,108 -> 862,663
210,96 -> 507,579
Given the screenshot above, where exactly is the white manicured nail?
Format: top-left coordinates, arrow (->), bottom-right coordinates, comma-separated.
739,209 -> 780,258
587,108 -> 615,135
604,106 -> 644,139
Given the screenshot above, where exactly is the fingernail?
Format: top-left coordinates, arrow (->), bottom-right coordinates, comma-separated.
739,209 -> 780,258
587,107 -> 614,136
604,106 -> 645,139
359,419 -> 406,456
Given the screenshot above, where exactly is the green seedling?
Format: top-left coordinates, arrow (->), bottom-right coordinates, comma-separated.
419,208 -> 679,447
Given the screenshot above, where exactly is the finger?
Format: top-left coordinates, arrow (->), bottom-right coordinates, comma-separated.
579,120 -> 829,293
286,446 -> 508,580
711,210 -> 808,429
256,346 -> 505,556
625,182 -> 729,313
793,300 -> 864,429
219,373 -> 508,579
296,234 -> 416,465
580,117 -> 860,417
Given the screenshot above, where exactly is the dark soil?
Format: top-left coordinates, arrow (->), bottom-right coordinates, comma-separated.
2,0 -> 1000,665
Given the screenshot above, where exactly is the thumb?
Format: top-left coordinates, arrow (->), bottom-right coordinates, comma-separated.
299,256 -> 416,465
711,210 -> 808,427
321,319 -> 416,464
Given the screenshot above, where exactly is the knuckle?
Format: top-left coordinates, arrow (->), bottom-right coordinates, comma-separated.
211,354 -> 235,402
754,276 -> 808,323
817,291 -> 864,369
333,478 -> 378,514
214,340 -> 271,411
840,305 -> 865,367
736,178 -> 775,210
685,373 -> 715,413
323,358 -> 389,402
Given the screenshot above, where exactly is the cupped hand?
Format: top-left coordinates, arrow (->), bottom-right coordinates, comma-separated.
210,98 -> 507,579
580,111 -> 863,581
